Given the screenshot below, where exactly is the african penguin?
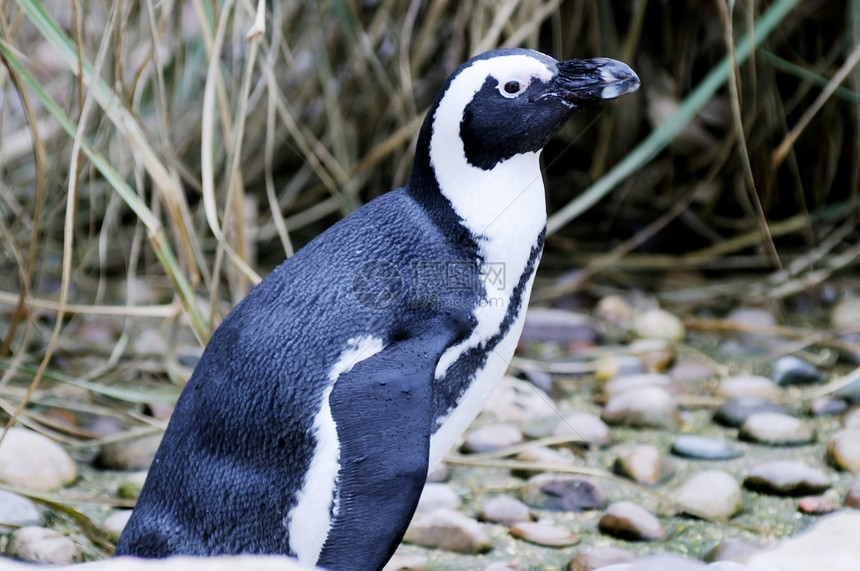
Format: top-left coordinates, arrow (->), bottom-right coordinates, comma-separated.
115,48 -> 639,570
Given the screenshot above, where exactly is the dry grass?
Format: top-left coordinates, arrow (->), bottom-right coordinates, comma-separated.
0,0 -> 858,551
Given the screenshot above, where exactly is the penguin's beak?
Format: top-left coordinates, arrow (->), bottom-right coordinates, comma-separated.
547,57 -> 640,104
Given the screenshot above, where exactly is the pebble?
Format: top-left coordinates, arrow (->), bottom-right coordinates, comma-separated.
382,554 -> 428,571
831,296 -> 860,330
704,538 -> 763,562
96,433 -> 163,470
845,474 -> 860,508
595,295 -> 637,329
613,444 -> 674,486
744,461 -> 831,496
103,510 -> 133,541
797,495 -> 840,515
521,308 -> 597,344
482,376 -> 557,421
845,407 -> 860,430
601,386 -> 680,429
0,428 -> 77,492
713,398 -> 789,428
746,511 -> 860,570
808,397 -> 847,416
426,462 -> 450,483
738,412 -> 815,446
594,354 -> 647,381
0,491 -> 43,533
603,373 -> 675,398
598,502 -> 667,541
825,429 -> 860,473
672,470 -> 743,519
771,355 -> 824,386
5,526 -> 82,564
567,546 -> 636,570
727,306 -> 777,330
512,446 -> 576,478
510,522 -> 580,547
628,338 -> 675,372
521,473 -> 607,511
416,483 -> 462,513
630,308 -> 686,342
553,412 -> 614,447
116,470 -> 149,499
715,375 -> 783,401
461,424 -> 523,454
402,508 -> 491,554
671,435 -> 743,460
669,359 -> 719,382
478,496 -> 532,525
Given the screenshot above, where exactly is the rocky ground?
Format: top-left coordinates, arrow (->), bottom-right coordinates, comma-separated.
1,294 -> 860,570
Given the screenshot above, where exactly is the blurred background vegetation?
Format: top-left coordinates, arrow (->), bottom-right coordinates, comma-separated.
0,0 -> 858,401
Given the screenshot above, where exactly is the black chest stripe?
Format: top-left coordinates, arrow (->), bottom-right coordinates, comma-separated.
431,228 -> 546,423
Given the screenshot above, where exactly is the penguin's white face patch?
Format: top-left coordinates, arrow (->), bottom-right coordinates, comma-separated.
287,335 -> 384,565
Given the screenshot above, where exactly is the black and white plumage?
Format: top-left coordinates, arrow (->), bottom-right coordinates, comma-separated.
115,48 -> 639,570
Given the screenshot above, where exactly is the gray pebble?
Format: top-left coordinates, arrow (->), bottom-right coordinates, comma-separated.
568,546 -> 636,571
738,412 -> 815,446
672,470 -> 743,519
601,386 -> 680,429
771,355 -> 825,386
670,359 -> 719,382
510,522 -> 580,547
402,509 -> 491,554
5,526 -> 82,564
808,397 -> 847,416
713,398 -> 789,428
0,491 -> 43,533
521,473 -> 607,511
0,428 -> 77,492
613,444 -> 673,486
426,462 -> 450,483
671,435 -> 743,460
744,461 -> 831,496
478,496 -> 532,525
598,501 -> 667,541
825,429 -> 860,473
553,412 -> 614,447
461,424 -> 523,454
715,375 -> 782,401
415,483 -> 461,513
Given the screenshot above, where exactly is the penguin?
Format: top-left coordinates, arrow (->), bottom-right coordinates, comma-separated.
114,48 -> 639,570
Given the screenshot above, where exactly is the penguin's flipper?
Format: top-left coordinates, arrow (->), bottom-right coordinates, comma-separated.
318,318 -> 460,571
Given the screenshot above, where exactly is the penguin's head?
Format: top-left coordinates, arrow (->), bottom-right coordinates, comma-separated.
418,48 -> 640,173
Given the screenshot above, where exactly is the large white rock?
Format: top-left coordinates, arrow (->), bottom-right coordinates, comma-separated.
0,428 -> 76,491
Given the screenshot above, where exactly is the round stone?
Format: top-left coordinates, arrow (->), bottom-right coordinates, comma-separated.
825,429 -> 860,473
603,373 -> 675,398
672,470 -> 743,519
744,461 -> 831,496
403,509 -> 491,554
739,412 -> 815,446
5,526 -> 82,564
598,501 -> 667,541
521,473 -> 607,511
613,444 -> 673,486
715,375 -> 782,401
461,424 -> 524,454
510,522 -> 580,547
713,398 -> 789,427
601,386 -> 680,429
478,496 -> 532,525
553,412 -> 614,447
771,355 -> 824,386
671,435 -> 743,461
631,308 -> 686,342
0,428 -> 76,492
416,483 -> 462,513
0,491 -> 43,533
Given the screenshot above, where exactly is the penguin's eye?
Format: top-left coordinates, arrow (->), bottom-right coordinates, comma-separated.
499,79 -> 527,98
